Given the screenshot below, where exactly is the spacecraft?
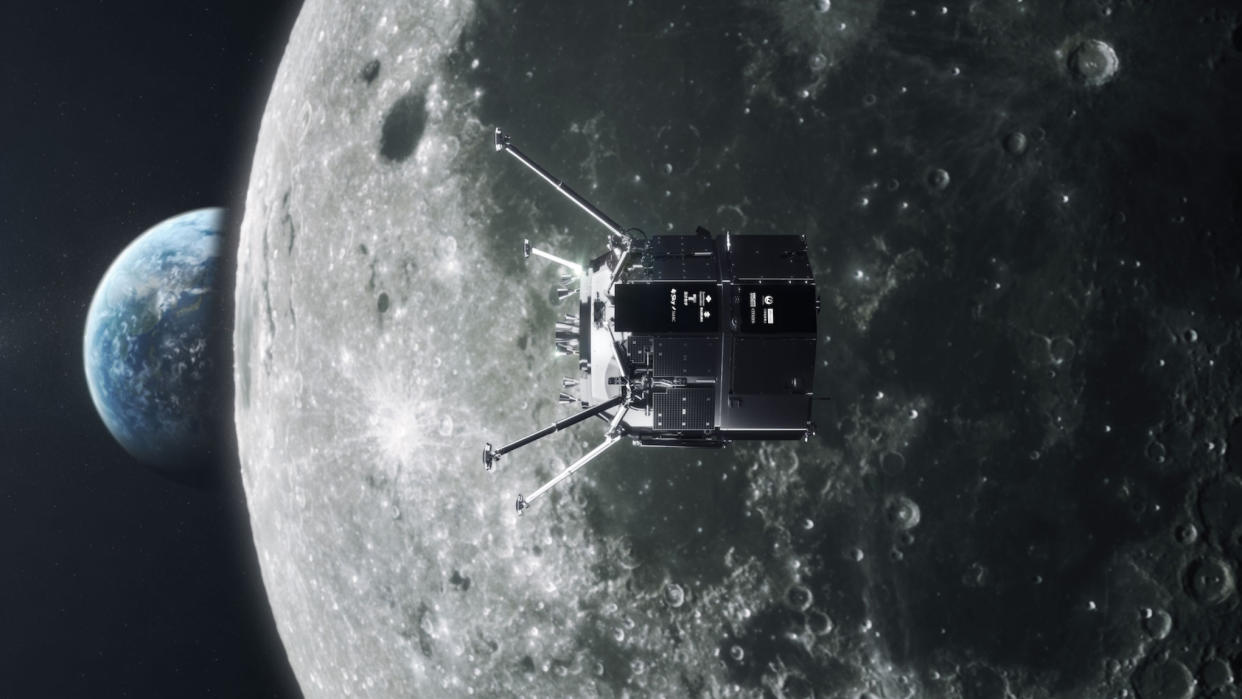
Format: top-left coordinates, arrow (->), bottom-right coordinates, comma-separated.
484,129 -> 819,514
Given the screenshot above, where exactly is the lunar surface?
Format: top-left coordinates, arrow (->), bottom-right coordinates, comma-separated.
235,1 -> 1242,697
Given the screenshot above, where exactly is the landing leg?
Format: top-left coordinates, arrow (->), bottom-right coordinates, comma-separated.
482,394 -> 624,471
523,238 -> 583,276
495,128 -> 632,245
516,432 -> 623,515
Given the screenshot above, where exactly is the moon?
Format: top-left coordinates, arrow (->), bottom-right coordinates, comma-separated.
235,0 -> 1242,697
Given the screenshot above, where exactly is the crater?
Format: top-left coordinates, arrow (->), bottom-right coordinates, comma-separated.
784,584 -> 813,611
1003,131 -> 1028,155
884,494 -> 922,530
663,582 -> 685,608
1066,38 -> 1120,87
1133,659 -> 1193,699
379,91 -> 428,162
1185,556 -> 1235,606
1141,608 -> 1172,639
360,58 -> 380,84
927,168 -> 951,191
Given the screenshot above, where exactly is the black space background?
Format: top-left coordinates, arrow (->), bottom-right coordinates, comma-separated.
1,3 -> 304,697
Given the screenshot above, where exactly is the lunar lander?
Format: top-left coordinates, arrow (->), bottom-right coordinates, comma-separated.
484,129 -> 819,514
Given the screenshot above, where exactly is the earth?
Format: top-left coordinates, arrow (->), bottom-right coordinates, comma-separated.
84,208 -> 224,470
234,1 -> 1242,698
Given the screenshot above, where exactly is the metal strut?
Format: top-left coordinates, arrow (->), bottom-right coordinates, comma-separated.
516,401 -> 631,515
523,238 -> 584,276
495,128 -> 632,243
483,393 -> 625,471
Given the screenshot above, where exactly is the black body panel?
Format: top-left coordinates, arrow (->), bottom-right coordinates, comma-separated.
614,233 -> 817,444
614,282 -> 720,333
